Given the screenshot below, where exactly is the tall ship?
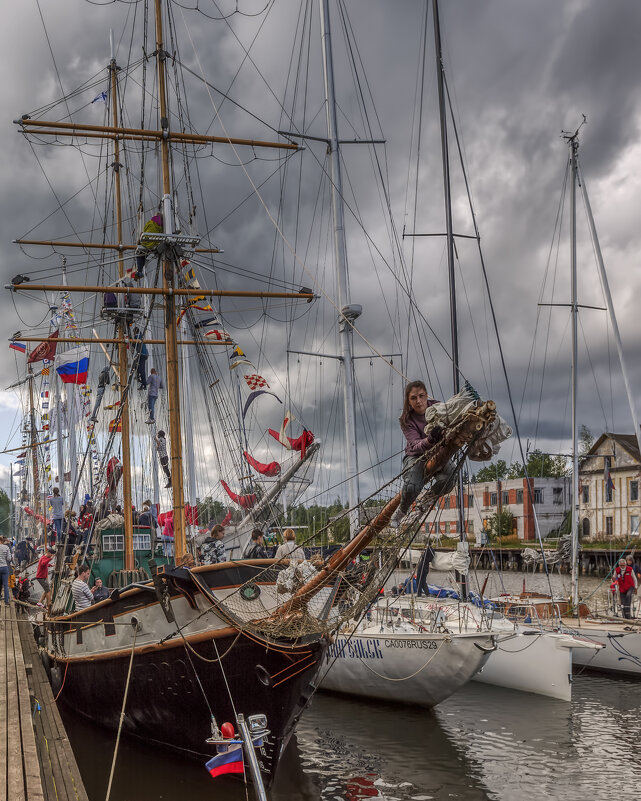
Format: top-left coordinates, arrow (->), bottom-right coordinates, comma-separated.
5,0 -> 511,785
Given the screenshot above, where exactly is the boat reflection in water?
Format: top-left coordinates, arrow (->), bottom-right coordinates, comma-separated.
61,673 -> 641,800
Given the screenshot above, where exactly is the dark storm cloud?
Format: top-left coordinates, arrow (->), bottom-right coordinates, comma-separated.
0,0 -> 640,499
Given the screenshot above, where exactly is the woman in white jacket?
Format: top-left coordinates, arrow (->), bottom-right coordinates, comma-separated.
274,529 -> 303,562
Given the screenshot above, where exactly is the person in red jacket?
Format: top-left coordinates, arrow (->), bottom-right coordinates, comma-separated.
35,547 -> 56,610
614,558 -> 637,619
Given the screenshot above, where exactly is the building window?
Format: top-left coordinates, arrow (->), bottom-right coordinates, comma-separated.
606,516 -> 613,537
553,487 -> 563,505
502,491 -> 510,506
631,481 -> 639,502
490,492 -> 497,506
443,496 -> 449,510
582,484 -> 589,503
534,488 -> 544,504
516,489 -> 523,505
631,515 -> 639,536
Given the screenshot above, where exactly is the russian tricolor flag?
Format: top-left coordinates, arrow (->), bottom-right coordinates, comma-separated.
55,346 -> 89,385
205,742 -> 244,779
9,341 -> 26,353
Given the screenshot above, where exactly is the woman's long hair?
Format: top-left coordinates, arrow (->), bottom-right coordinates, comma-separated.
399,380 -> 428,429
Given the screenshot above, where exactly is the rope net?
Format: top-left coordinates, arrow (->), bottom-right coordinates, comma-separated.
205,395 -> 500,641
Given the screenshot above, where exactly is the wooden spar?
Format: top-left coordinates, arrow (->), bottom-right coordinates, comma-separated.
17,129 -> 292,148
15,337 -> 230,346
110,54 -> 135,572
17,119 -> 300,151
9,284 -> 314,300
1,440 -> 57,454
14,239 -> 221,253
156,0 -> 187,561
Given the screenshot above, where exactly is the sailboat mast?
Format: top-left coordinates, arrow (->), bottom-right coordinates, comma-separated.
569,135 -> 580,610
432,0 -> 467,595
319,0 -> 360,538
28,366 -> 45,543
155,0 -> 187,559
110,48 -> 136,571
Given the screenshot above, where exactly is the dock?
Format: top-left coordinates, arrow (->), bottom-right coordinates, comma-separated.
1,603 -> 89,801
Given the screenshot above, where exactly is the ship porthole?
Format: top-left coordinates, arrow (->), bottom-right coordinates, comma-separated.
240,583 -> 260,602
255,664 -> 272,687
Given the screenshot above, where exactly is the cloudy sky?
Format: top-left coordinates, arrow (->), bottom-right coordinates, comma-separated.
0,0 -> 640,507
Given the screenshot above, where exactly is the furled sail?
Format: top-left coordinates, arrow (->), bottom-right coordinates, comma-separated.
268,420 -> 314,460
220,479 -> 257,509
243,451 -> 281,477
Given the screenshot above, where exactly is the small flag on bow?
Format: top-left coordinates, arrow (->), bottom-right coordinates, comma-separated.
205,742 -> 244,779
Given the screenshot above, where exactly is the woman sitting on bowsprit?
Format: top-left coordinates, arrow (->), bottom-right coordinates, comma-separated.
398,380 -> 443,516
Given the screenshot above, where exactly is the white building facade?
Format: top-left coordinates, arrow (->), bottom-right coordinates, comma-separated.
579,433 -> 641,540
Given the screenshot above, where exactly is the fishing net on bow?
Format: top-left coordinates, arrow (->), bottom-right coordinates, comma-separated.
198,390 -> 507,642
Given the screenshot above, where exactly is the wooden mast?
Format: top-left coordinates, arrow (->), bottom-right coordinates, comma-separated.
155,0 -> 187,561
109,51 -> 135,571
27,366 -> 45,543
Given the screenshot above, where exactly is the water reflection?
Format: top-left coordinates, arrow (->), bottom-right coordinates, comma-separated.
60,671 -> 641,800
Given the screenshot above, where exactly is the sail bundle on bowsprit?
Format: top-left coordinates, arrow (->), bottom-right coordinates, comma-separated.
268,413 -> 315,459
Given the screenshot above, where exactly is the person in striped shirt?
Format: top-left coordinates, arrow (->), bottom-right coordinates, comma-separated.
71,564 -> 94,611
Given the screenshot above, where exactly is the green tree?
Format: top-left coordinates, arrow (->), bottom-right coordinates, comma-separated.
506,449 -> 568,479
197,496 -> 228,525
487,510 -> 515,539
473,460 -> 508,483
579,424 -> 594,457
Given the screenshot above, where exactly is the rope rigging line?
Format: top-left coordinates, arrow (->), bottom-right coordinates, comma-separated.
104,624 -> 138,801
177,5 -> 417,383
440,73 -> 557,600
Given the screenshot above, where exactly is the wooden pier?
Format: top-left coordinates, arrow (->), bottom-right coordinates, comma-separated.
1,603 -> 88,801
468,547 -> 630,577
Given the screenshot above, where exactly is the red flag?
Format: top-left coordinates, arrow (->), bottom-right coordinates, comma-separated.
221,509 -> 232,526
220,480 -> 256,509
243,451 -> 281,477
27,331 -> 59,364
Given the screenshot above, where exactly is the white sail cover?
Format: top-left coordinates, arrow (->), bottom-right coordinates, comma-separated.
424,384 -> 512,461
432,541 -> 470,575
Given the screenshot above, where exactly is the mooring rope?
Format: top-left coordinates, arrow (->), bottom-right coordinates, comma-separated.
104,623 -> 138,801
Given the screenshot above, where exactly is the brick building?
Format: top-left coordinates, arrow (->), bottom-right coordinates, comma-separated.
579,433 -> 641,540
423,476 -> 571,542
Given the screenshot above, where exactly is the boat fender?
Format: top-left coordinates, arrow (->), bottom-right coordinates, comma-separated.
40,650 -> 52,678
33,624 -> 42,644
50,665 -> 62,694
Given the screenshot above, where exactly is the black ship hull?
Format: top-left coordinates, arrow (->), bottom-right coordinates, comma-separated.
44,562 -> 326,784
50,629 -> 324,783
